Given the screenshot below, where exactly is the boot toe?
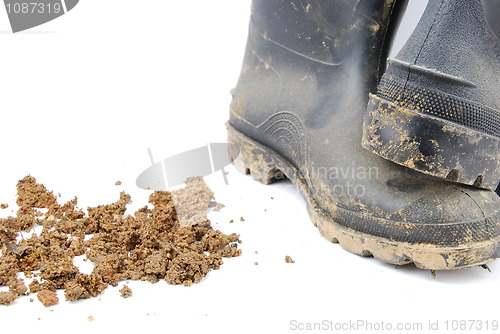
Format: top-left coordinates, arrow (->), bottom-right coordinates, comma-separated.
388,185 -> 500,247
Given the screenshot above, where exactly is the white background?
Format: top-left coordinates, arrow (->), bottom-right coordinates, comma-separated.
0,1 -> 498,333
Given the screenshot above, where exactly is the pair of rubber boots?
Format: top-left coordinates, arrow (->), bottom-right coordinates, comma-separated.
228,0 -> 499,270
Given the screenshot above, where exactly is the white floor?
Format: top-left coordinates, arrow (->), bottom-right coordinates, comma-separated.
0,1 -> 498,333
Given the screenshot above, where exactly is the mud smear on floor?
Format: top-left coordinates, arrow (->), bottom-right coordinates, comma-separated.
0,175 -> 241,306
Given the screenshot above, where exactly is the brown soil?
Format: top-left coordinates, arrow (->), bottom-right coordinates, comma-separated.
9,278 -> 28,296
0,291 -> 18,305
0,175 -> 241,306
37,289 -> 59,307
120,285 -> 132,298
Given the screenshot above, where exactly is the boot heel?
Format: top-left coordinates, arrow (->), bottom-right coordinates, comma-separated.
362,93 -> 500,190
227,122 -> 288,185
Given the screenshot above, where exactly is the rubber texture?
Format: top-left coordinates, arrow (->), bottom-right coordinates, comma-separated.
228,123 -> 500,270
362,0 -> 500,190
363,92 -> 500,188
229,0 -> 500,270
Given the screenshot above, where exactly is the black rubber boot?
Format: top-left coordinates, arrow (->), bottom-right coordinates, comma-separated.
228,0 -> 499,269
362,0 -> 500,191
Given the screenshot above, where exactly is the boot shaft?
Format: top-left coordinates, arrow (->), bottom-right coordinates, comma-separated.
483,0 -> 500,39
250,0 -> 401,69
232,0 -> 404,131
395,0 -> 500,110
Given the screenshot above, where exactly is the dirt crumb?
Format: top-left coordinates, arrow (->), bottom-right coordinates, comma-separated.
9,278 -> 28,296
240,217 -> 245,222
0,291 -> 18,305
16,175 -> 58,215
64,274 -> 107,302
0,175 -> 241,306
88,316 -> 94,322
37,289 -> 58,307
120,285 -> 132,298
285,256 -> 295,263
0,204 -> 8,209
115,181 -> 122,186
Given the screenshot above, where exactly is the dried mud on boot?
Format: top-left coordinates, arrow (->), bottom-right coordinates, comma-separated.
0,175 -> 241,306
228,123 -> 499,270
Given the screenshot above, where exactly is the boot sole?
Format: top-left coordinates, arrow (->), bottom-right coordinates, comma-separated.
227,122 -> 499,270
362,90 -> 499,191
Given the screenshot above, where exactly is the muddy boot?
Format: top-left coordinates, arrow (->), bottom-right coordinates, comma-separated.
228,0 -> 499,270
362,0 -> 500,191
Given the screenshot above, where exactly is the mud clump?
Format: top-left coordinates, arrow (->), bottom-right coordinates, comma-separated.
120,285 -> 132,298
0,175 -> 241,306
0,291 -> 18,305
37,289 -> 59,307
